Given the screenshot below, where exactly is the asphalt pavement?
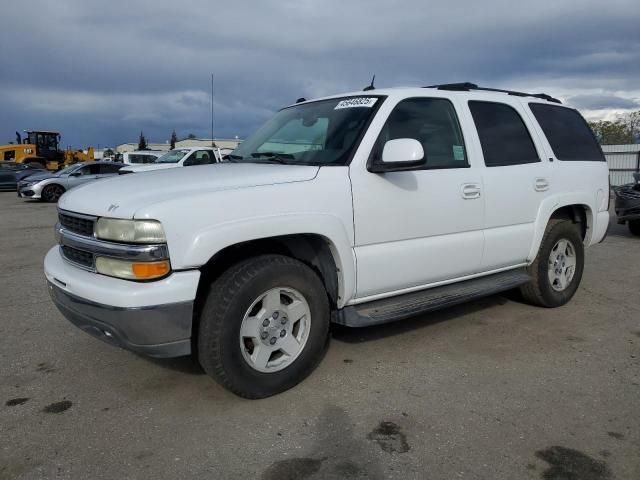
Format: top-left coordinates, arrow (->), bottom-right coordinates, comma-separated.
1,192 -> 638,480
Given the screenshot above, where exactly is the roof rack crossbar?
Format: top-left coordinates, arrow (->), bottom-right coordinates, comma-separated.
423,83 -> 561,104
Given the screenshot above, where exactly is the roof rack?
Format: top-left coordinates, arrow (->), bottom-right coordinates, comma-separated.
424,82 -> 561,104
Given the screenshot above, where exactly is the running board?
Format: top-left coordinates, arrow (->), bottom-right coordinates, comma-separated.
335,269 -> 530,328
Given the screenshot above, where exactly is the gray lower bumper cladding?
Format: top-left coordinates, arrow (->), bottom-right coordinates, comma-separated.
47,281 -> 193,358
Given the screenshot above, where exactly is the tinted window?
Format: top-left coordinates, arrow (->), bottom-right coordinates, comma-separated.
99,163 -> 122,174
372,97 -> 468,168
529,104 -> 604,161
185,150 -> 215,166
129,154 -> 157,164
78,164 -> 101,175
469,101 -> 539,167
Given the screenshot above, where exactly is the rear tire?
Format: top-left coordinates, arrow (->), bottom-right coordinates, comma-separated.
629,220 -> 640,237
520,220 -> 584,307
41,184 -> 65,203
197,254 -> 330,398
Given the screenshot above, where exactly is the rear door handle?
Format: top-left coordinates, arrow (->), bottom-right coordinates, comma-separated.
461,183 -> 481,199
534,178 -> 549,192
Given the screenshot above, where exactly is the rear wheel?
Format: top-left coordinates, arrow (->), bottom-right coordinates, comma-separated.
41,184 -> 65,202
197,254 -> 330,398
520,220 -> 584,307
629,220 -> 640,237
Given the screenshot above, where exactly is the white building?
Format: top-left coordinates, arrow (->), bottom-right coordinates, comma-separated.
116,138 -> 241,153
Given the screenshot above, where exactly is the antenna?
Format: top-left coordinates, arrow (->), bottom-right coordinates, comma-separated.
363,74 -> 375,91
211,74 -> 215,148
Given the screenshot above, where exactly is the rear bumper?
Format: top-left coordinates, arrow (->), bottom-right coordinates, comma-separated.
48,281 -> 193,357
591,211 -> 610,245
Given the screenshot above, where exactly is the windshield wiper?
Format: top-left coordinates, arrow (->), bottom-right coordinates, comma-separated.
223,154 -> 244,162
249,152 -> 295,164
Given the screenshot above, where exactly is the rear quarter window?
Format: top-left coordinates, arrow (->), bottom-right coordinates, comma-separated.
468,101 -> 540,167
529,103 -> 605,161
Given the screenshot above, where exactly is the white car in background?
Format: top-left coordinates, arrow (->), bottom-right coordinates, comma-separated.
121,150 -> 164,165
119,147 -> 221,174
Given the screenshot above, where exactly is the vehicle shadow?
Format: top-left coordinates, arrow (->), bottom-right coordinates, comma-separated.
331,293 -> 511,344
137,352 -> 205,375
606,220 -> 635,239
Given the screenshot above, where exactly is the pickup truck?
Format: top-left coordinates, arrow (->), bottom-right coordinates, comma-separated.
45,83 -> 610,398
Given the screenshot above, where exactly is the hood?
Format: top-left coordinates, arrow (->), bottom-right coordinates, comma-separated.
20,171 -> 57,183
121,163 -> 180,173
58,163 -> 319,218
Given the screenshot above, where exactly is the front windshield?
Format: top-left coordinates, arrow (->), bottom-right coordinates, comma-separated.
231,96 -> 383,165
57,164 -> 83,175
156,149 -> 190,163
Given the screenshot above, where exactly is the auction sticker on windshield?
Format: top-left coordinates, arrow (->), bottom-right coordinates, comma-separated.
334,98 -> 378,109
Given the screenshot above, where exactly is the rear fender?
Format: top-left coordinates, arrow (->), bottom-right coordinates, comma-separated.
528,193 -> 595,262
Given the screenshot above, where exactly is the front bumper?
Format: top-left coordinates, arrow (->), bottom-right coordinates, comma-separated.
48,281 -> 193,357
45,246 -> 200,358
17,182 -> 42,199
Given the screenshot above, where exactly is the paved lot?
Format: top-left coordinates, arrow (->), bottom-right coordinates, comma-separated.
0,192 -> 638,480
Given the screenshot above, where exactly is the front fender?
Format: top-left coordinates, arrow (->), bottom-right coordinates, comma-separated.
179,213 -> 356,307
527,193 -> 595,262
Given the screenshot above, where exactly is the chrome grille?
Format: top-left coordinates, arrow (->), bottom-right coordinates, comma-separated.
61,245 -> 95,269
58,211 -> 95,237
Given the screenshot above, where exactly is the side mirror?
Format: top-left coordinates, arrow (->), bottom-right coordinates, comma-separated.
369,138 -> 425,173
69,172 -> 81,177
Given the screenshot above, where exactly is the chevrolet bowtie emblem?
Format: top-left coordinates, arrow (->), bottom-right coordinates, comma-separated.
108,204 -> 119,212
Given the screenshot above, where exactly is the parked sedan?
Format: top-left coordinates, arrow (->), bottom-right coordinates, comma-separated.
614,172 -> 640,236
118,147 -> 221,174
0,162 -> 46,191
18,161 -> 124,202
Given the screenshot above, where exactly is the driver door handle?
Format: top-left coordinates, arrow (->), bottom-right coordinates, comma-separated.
461,183 -> 481,199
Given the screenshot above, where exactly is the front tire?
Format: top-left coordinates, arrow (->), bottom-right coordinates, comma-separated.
629,220 -> 640,237
197,255 -> 330,398
41,184 -> 65,202
520,220 -> 584,307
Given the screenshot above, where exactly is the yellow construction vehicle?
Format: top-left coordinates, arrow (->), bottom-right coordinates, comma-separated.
0,130 -> 94,171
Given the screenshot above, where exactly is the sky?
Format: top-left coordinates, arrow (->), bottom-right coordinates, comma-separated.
1,0 -> 639,149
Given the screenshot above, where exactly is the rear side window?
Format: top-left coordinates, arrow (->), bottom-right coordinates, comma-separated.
129,154 -> 157,164
469,101 -> 540,167
99,163 -> 122,174
529,104 -> 605,161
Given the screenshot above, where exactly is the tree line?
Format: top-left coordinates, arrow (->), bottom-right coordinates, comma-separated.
589,111 -> 639,145
137,131 -> 197,150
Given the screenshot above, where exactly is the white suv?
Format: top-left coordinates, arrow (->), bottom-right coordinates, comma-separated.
45,83 -> 609,398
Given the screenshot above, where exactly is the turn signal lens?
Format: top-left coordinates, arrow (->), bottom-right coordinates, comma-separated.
132,261 -> 171,279
96,257 -> 170,280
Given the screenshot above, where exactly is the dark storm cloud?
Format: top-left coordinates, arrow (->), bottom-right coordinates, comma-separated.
568,94 -> 640,110
1,0 -> 639,147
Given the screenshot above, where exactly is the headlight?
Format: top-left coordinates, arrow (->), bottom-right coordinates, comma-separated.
96,257 -> 171,280
95,218 -> 166,243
